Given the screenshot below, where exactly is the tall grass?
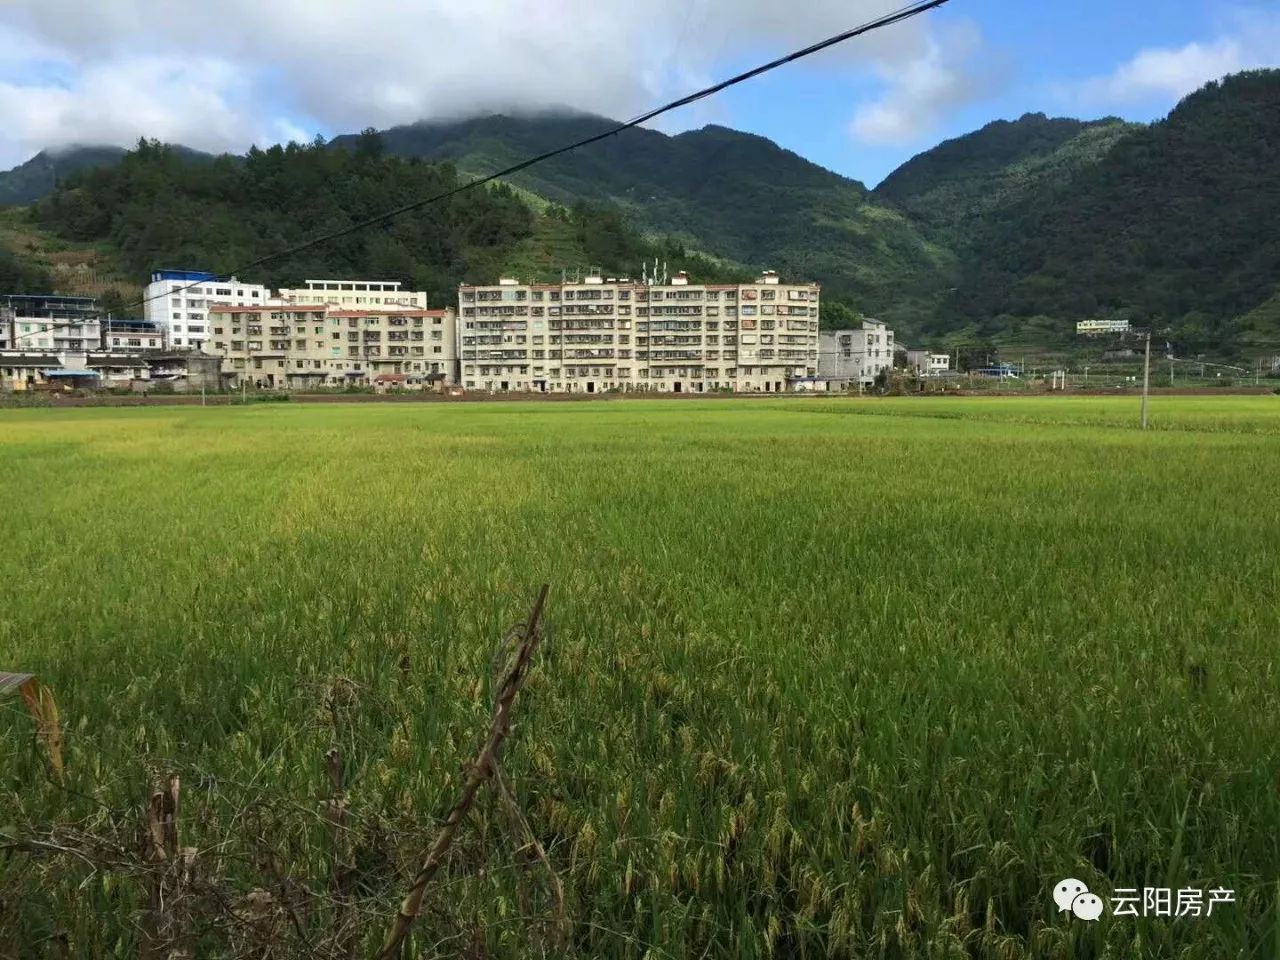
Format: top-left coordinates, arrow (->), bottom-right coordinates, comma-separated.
1,396 -> 1278,957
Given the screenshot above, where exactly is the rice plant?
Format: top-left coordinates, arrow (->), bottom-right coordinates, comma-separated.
0,396 -> 1277,958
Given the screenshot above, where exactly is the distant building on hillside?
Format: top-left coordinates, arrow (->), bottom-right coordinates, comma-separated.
0,294 -> 102,353
818,320 -> 894,388
143,269 -> 270,351
456,270 -> 821,394
1076,318 -> 1131,336
906,349 -> 950,377
278,280 -> 428,311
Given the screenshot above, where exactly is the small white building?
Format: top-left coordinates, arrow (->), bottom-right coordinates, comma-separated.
906,349 -> 950,376
103,318 -> 166,351
143,270 -> 270,350
818,320 -> 895,388
1076,318 -> 1131,336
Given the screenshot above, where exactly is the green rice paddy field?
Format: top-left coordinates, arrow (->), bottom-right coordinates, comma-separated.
2,395 -> 1279,958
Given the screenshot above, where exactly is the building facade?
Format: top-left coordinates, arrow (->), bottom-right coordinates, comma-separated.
1076,318 -> 1132,336
143,270 -> 271,350
905,349 -> 951,376
278,280 -> 428,311
103,318 -> 166,351
818,320 -> 896,387
457,271 -> 820,393
0,294 -> 103,353
205,303 -> 457,388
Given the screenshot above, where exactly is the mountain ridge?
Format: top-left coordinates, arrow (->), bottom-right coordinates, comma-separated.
6,70 -> 1280,355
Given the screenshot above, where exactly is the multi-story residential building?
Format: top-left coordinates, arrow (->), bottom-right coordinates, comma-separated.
818,320 -> 896,387
905,349 -> 951,377
1076,318 -> 1132,336
205,303 -> 457,388
103,318 -> 166,351
143,270 -> 271,350
457,270 -> 820,393
278,280 -> 428,311
0,294 -> 103,353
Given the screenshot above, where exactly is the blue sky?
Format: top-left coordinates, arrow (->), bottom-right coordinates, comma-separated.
0,0 -> 1277,184
697,0 -> 1280,184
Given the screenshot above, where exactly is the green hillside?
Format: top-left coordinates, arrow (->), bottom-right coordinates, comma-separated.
875,113 -> 1138,248
937,70 -> 1280,352
6,71 -> 1280,357
332,114 -> 952,329
0,147 -> 127,207
27,137 -> 746,309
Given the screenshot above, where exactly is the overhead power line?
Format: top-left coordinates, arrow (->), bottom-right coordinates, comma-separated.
122,0 -> 951,313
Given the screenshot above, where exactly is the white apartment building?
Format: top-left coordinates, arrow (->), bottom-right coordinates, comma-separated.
818,320 -> 896,387
457,270 -> 820,394
143,270 -> 270,350
278,280 -> 428,310
906,349 -> 951,376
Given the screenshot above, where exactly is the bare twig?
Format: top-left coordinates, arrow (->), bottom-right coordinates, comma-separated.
380,584 -> 550,959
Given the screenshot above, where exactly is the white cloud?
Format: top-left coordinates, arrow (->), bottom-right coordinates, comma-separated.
0,0 -> 963,168
850,20 -> 998,146
0,57 -> 270,158
1071,11 -> 1280,107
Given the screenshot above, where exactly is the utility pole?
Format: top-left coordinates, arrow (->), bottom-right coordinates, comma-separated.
1141,332 -> 1151,431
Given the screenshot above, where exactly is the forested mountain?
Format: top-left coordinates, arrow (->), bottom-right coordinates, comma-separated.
331,113 -> 951,325
874,114 -> 1138,249
29,136 -> 745,309
0,147 -> 127,207
5,70 -> 1280,355
934,70 -> 1280,351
